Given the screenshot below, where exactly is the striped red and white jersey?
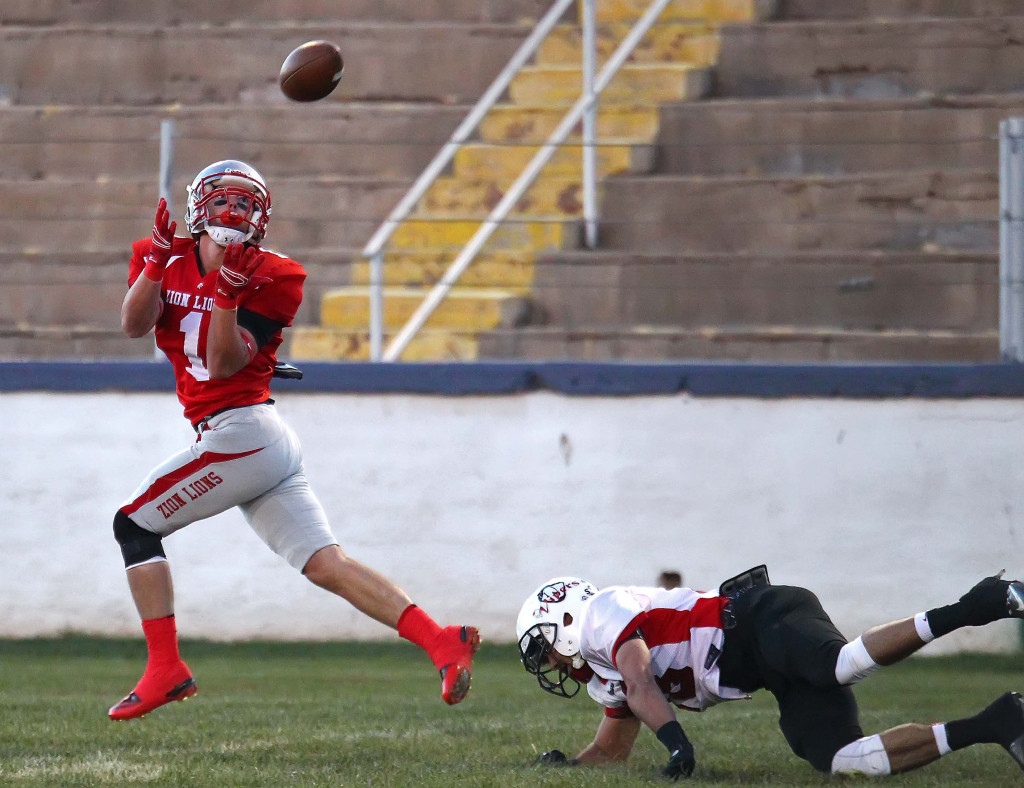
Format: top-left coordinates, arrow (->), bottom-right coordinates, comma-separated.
578,586 -> 750,715
128,236 -> 305,425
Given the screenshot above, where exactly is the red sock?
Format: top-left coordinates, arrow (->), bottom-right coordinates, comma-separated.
141,615 -> 184,672
397,605 -> 446,667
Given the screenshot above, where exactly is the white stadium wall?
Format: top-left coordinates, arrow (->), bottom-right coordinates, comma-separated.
2,390 -> 1022,653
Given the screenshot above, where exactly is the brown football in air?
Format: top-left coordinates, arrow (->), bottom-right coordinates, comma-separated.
279,41 -> 344,102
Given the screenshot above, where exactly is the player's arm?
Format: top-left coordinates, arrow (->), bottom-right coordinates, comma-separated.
534,714 -> 640,769
574,714 -> 642,764
207,243 -> 269,379
616,636 -> 696,779
121,274 -> 163,337
122,198 -> 174,337
207,308 -> 259,379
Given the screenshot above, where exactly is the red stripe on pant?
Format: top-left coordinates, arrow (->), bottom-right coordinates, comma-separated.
121,448 -> 263,517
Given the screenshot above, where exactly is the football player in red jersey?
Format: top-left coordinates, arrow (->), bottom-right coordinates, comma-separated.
110,160 -> 479,721
516,571 -> 1024,780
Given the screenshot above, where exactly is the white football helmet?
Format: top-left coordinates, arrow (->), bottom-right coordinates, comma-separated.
184,159 -> 271,246
515,577 -> 598,698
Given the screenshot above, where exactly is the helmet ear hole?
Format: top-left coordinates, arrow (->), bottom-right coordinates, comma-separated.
563,612 -> 574,627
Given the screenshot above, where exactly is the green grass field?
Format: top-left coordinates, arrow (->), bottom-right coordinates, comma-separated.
0,638 -> 1020,786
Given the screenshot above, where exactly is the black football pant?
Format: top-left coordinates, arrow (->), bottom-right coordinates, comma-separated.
716,585 -> 864,773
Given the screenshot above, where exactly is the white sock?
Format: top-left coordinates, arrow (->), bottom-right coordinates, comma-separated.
932,723 -> 952,755
914,612 -> 936,643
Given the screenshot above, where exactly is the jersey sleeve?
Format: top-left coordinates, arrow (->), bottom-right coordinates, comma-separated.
237,253 -> 305,327
580,588 -> 648,673
128,238 -> 149,287
585,674 -> 633,717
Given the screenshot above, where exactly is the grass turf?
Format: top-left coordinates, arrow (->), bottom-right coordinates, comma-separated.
0,638 -> 1020,786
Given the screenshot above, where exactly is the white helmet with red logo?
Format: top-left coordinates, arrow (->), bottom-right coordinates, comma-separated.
515,577 -> 598,698
184,159 -> 271,246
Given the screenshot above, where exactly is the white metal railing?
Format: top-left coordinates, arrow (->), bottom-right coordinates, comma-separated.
1000,118 -> 1024,362
366,0 -> 675,361
362,0 -> 576,361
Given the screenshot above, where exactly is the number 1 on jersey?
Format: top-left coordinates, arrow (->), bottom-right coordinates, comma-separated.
180,311 -> 210,381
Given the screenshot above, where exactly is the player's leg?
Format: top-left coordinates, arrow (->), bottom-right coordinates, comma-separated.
109,405 -> 299,720
303,545 -> 480,704
832,692 -> 1024,775
745,585 -> 1024,774
773,681 -> 866,773
740,585 -> 850,689
836,572 -> 1024,685
771,680 -> 973,776
109,509 -> 195,720
240,469 -> 480,705
302,544 -> 411,627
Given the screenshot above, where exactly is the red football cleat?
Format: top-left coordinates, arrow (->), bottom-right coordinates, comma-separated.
108,664 -> 197,721
438,625 -> 480,705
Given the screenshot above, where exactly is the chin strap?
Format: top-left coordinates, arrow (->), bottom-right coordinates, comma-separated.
206,224 -> 251,247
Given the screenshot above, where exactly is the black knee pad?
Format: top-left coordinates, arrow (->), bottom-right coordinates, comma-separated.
113,510 -> 165,567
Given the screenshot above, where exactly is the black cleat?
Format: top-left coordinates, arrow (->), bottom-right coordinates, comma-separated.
1008,582 -> 1024,618
989,692 -> 1024,770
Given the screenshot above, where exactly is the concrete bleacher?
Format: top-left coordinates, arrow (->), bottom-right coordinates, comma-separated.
289,0 -> 772,360
0,0 -> 1019,361
0,2 -> 545,358
715,16 -> 1024,99
1,0 -> 553,26
497,0 -> 1021,361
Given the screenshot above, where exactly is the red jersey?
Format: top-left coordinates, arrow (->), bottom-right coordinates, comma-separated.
129,236 -> 305,425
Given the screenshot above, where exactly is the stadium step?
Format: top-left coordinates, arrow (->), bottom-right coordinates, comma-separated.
419,176 -> 593,220
479,104 -> 664,145
476,325 -> 999,362
778,0 -> 1023,20
0,21 -> 534,106
0,103 -> 468,181
528,250 -> 997,331
509,63 -> 711,105
453,142 -> 654,179
716,16 -> 1024,99
0,250 -> 126,330
0,177 -> 409,252
0,246 -> 356,339
289,326 -> 479,362
0,324 -> 149,359
388,216 -> 577,253
19,0 -> 1010,364
318,286 -> 532,331
350,250 -> 537,291
1,0 -> 551,25
597,168 -> 998,254
656,93 -> 1024,176
537,21 -> 720,67
589,0 -> 777,24
269,0 -> 758,362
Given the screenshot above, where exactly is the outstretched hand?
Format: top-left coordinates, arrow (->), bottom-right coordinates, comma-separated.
214,243 -> 269,308
143,197 -> 177,282
657,721 -> 695,780
533,749 -> 576,767
662,741 -> 696,780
